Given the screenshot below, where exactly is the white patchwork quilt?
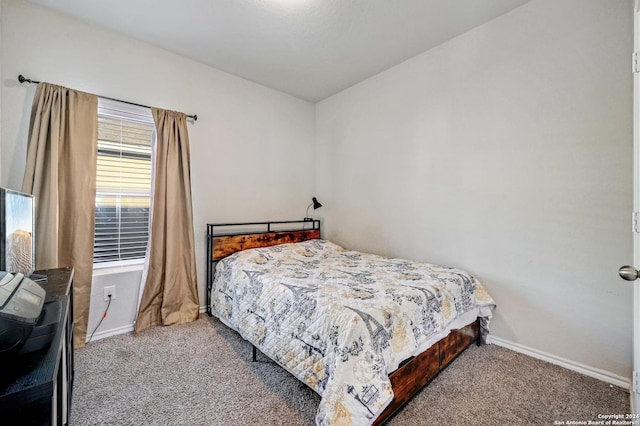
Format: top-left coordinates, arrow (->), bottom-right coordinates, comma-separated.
210,239 -> 495,425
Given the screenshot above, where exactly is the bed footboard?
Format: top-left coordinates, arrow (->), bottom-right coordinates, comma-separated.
374,319 -> 480,425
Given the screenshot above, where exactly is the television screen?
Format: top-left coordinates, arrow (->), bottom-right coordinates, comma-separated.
0,188 -> 35,276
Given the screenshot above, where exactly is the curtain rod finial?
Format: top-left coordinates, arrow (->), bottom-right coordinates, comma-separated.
18,75 -> 38,84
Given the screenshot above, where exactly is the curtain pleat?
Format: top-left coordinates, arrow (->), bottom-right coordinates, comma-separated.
21,83 -> 98,348
134,108 -> 198,332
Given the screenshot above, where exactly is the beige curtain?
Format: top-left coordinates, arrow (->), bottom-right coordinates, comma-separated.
21,83 -> 97,348
134,108 -> 198,332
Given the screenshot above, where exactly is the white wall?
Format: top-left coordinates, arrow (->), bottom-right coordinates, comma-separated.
316,0 -> 634,379
1,0 -> 316,334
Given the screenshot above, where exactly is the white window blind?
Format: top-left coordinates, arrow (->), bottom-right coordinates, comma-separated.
94,100 -> 154,264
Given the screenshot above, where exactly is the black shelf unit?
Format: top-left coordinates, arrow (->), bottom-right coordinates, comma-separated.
0,267 -> 75,425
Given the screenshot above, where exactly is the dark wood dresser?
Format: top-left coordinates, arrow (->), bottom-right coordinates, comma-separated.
0,267 -> 74,425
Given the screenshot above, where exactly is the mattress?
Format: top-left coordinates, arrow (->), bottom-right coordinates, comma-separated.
210,239 -> 495,425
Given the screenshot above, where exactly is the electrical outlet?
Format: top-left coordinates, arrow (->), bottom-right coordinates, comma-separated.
103,286 -> 116,301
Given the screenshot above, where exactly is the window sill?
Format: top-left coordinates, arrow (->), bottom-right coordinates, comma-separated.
93,259 -> 145,276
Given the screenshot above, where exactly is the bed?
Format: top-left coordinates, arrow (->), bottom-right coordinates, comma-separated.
206,220 -> 495,425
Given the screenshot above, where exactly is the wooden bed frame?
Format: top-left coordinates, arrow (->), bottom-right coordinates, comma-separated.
206,220 -> 480,425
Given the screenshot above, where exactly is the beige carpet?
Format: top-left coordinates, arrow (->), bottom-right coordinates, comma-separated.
70,316 -> 629,425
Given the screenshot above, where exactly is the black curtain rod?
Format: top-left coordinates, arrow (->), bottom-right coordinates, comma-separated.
18,75 -> 198,121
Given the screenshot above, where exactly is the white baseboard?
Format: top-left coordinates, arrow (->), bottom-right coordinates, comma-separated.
199,305 -> 207,314
489,336 -> 630,390
87,324 -> 134,342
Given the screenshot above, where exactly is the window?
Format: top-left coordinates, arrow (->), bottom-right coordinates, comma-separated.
93,100 -> 154,264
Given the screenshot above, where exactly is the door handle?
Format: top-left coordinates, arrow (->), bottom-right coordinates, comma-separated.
619,265 -> 640,281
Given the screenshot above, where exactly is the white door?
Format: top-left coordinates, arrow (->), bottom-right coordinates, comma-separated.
619,0 -> 640,413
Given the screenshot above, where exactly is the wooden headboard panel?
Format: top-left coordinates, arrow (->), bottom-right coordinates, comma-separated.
212,229 -> 320,260
206,220 -> 321,315
207,220 -> 320,261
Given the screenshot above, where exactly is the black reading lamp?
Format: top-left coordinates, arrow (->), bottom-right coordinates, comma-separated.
304,197 -> 322,221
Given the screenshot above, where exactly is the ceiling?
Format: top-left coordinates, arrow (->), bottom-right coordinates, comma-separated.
27,0 -> 531,102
